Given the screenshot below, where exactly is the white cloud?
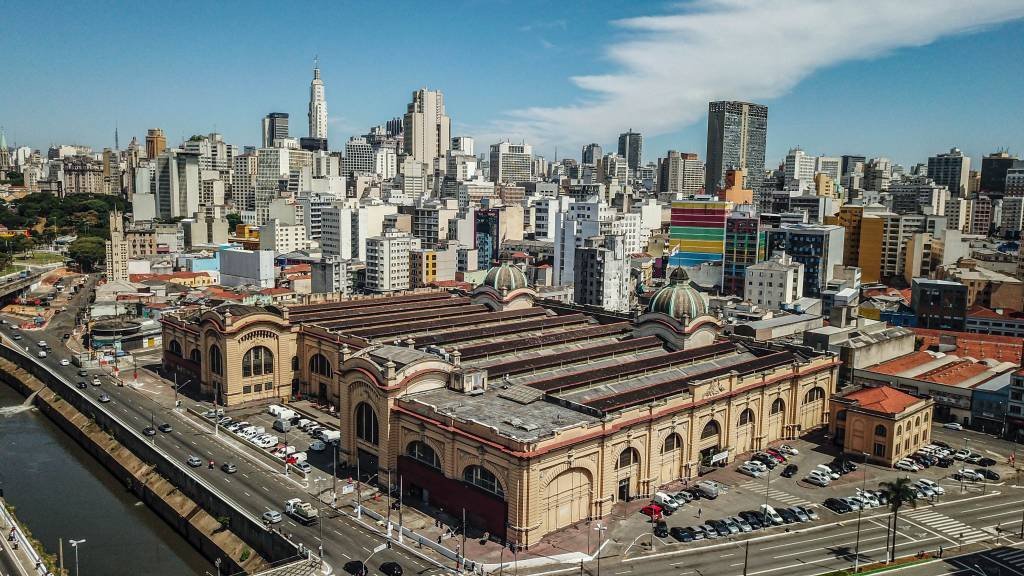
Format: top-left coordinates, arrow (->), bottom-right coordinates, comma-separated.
483,0 -> 1024,153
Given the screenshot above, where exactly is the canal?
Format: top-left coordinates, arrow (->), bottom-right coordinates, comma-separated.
0,382 -> 212,576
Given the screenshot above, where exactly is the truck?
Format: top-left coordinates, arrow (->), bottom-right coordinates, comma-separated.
284,498 -> 318,525
317,429 -> 341,443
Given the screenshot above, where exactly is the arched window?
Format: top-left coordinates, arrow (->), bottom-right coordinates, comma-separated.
463,465 -> 504,498
837,410 -> 847,421
738,408 -> 755,426
209,345 -> 223,376
770,398 -> 785,415
701,420 -> 721,440
803,387 -> 825,404
924,412 -> 930,422
617,447 -> 640,469
355,402 -> 379,445
896,425 -> 902,436
309,353 -> 332,377
915,416 -> 921,427
407,441 -> 440,469
662,433 -> 682,454
874,425 -> 887,437
242,346 -> 274,377
291,356 -> 298,370
189,349 -> 201,365
169,340 -> 182,356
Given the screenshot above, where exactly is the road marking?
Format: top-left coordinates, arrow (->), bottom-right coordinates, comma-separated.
977,508 -> 1024,520
772,533 -> 888,559
719,553 -> 734,558
244,492 -> 251,497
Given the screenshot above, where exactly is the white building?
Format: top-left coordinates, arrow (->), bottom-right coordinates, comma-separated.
373,147 -> 397,179
365,231 -> 421,292
255,147 -> 291,224
308,64 -> 327,140
321,201 -> 398,259
154,149 -> 200,220
232,153 -> 258,215
220,249 -> 276,288
344,137 -> 374,175
489,142 -> 533,184
311,256 -> 349,295
295,191 -> 340,240
573,234 -> 631,312
745,251 -> 805,310
403,88 -> 450,168
259,219 -> 314,255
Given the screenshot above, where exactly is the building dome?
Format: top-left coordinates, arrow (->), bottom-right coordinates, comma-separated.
481,262 -> 529,292
647,268 -> 708,321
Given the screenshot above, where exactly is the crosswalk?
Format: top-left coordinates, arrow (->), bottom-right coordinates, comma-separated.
989,547 -> 1024,568
738,480 -> 814,507
904,508 -> 990,544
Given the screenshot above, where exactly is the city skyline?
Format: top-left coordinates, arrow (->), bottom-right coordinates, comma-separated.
2,1 -> 1024,167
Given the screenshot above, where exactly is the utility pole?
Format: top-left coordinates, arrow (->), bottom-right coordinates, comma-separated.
398,475 -> 404,544
460,507 -> 467,574
355,457 -> 361,519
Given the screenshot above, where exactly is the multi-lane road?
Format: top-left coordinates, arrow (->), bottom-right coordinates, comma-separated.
2,277 -> 449,576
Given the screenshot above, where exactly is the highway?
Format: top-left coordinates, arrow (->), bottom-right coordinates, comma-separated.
1,277 -> 450,576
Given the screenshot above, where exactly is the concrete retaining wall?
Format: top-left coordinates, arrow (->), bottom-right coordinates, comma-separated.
0,345 -> 300,575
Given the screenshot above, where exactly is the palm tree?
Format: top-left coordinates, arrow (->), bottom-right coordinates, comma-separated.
880,477 -> 918,563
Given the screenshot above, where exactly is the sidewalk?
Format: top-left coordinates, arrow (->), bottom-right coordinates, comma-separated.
0,497 -> 52,576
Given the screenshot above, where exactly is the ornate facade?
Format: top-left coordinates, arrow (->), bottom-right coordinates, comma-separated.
161,270 -> 839,547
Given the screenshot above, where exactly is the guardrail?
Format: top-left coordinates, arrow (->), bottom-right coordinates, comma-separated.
0,498 -> 48,576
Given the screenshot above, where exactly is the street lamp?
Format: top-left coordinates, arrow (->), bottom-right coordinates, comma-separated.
762,465 -> 772,530
69,539 -> 86,576
594,523 -> 607,576
853,451 -> 869,573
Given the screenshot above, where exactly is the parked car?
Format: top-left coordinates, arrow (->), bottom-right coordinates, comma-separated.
815,464 -> 840,480
684,526 -> 705,541
653,520 -> 669,538
730,515 -> 753,532
955,468 -> 984,482
765,449 -> 788,462
979,469 -> 1000,481
752,453 -> 778,469
943,422 -> 964,430
789,507 -> 810,522
721,518 -> 741,535
857,490 -> 881,507
739,463 -> 764,478
695,480 -> 720,499
781,464 -> 798,478
795,505 -> 818,521
673,490 -> 694,504
965,453 -> 984,465
895,459 -> 920,472
978,457 -> 997,467
778,444 -> 799,455
698,524 -> 718,539
915,478 -> 945,495
952,449 -> 970,460
805,474 -> 830,487
641,504 -> 663,519
840,497 -> 862,511
777,507 -> 798,524
310,440 -> 327,452
707,520 -> 731,537
669,526 -> 693,542
738,511 -> 764,530
824,498 -> 852,514
760,504 -> 784,526
653,492 -> 680,514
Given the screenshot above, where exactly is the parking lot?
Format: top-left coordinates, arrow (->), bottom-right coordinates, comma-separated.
615,425 -> 1019,555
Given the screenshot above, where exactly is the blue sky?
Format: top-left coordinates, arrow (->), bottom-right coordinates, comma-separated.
3,0 -> 1024,169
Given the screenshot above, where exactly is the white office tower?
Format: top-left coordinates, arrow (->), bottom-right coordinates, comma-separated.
200,170 -> 225,206
534,196 -> 573,242
154,149 -> 200,220
573,234 -> 631,312
816,156 -> 841,182
373,147 -> 397,179
399,156 -> 429,197
745,251 -> 805,310
784,148 -> 817,191
343,137 -> 374,175
365,231 -> 421,292
308,63 -> 328,140
259,219 -> 314,255
321,201 -> 398,259
311,256 -> 350,295
105,210 -> 129,282
183,133 -> 232,179
553,200 -> 625,285
451,136 -> 474,156
295,190 -> 341,240
255,148 -> 291,225
312,150 -> 340,178
403,88 -> 451,167
489,142 -> 533,183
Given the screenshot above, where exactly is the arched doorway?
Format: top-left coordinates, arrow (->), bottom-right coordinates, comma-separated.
766,398 -> 785,440
698,420 -> 722,465
659,433 -> 684,483
735,408 -> 756,453
543,468 -> 592,533
354,402 -> 380,479
615,447 -> 641,501
799,387 -> 826,432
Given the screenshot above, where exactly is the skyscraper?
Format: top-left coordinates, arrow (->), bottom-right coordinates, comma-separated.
705,101 -> 768,200
403,88 -> 451,167
307,61 -> 327,141
261,113 -> 289,148
658,151 -> 703,196
927,148 -> 971,196
617,130 -> 642,174
489,142 -> 533,183
980,151 -> 1021,196
582,143 -> 603,165
145,128 -> 167,160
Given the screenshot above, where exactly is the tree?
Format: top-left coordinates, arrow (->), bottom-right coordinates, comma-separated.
68,236 -> 107,272
226,212 -> 242,231
880,477 -> 918,563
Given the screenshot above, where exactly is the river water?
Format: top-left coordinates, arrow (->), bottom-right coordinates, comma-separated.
0,383 -> 211,576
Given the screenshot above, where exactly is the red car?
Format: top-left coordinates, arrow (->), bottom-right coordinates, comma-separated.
765,449 -> 786,462
641,504 -> 663,520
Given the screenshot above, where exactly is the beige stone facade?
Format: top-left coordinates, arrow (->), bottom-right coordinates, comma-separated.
828,385 -> 934,466
161,285 -> 839,548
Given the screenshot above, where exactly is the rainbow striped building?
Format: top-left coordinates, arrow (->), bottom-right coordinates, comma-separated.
668,199 -> 732,271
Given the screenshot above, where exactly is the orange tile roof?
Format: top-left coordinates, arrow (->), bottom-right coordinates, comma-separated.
843,386 -> 921,415
869,351 -> 936,376
916,360 -> 990,386
912,328 -> 1023,364
283,264 -> 311,274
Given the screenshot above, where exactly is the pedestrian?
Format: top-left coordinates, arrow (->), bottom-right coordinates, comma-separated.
938,545 -> 943,558
437,535 -> 443,544
697,507 -> 702,518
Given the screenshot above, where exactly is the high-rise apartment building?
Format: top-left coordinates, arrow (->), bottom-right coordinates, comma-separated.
311,256 -> 350,295
489,142 -> 533,183
403,88 -> 451,167
343,137 -> 374,175
705,101 -> 768,202
573,234 -> 631,312
308,63 -> 327,140
723,208 -> 765,297
658,151 -> 704,196
667,199 -> 732,271
154,149 -> 200,220
105,210 -> 129,282
365,231 -> 420,292
262,113 -> 289,148
745,252 -> 804,310
145,128 -> 166,160
764,223 -> 844,297
927,148 -> 971,195
581,143 -> 603,165
981,151 -> 1021,196
617,130 -> 642,174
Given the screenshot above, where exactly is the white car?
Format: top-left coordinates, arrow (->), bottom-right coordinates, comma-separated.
856,490 -> 880,507
59,358 -> 70,366
916,478 -> 945,495
739,463 -> 764,478
778,444 -> 799,455
744,460 -> 768,473
956,468 -> 984,482
815,464 -> 840,480
953,449 -> 970,460
895,459 -> 920,472
805,474 -> 829,487
943,422 -> 964,431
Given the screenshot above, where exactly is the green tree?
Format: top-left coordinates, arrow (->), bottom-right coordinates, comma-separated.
68,236 -> 107,272
880,476 -> 918,563
226,212 -> 242,230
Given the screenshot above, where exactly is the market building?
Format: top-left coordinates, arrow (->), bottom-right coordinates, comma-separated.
161,264 -> 839,547
828,385 -> 934,466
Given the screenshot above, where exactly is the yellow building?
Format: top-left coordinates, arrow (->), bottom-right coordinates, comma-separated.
825,204 -> 866,270
161,270 -> 840,547
718,169 -> 753,205
828,385 -> 934,466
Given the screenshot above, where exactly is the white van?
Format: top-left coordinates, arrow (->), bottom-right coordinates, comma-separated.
760,504 -> 783,525
267,404 -> 285,417
654,491 -> 680,511
318,429 -> 341,443
290,452 -> 308,464
278,408 -> 296,421
696,480 -> 719,499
